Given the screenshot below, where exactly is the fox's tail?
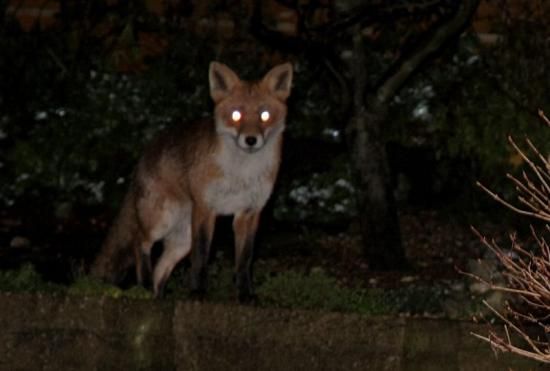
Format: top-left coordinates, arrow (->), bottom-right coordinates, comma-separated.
90,190 -> 139,284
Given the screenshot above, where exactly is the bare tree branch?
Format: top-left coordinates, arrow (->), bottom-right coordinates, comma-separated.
376,0 -> 480,104
312,0 -> 455,36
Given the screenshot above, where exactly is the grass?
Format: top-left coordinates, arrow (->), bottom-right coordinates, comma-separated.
256,269 -> 392,315
0,263 -> 152,299
159,259 -> 393,315
0,261 -> 474,317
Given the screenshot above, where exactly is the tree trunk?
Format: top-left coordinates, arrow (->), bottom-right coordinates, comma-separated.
348,101 -> 406,270
347,31 -> 406,270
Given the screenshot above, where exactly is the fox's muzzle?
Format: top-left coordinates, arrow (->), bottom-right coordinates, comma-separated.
237,133 -> 265,153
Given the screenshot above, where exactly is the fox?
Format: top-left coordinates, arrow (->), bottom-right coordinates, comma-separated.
90,61 -> 293,301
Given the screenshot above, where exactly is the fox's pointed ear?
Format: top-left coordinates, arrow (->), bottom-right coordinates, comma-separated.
209,62 -> 241,103
262,63 -> 293,101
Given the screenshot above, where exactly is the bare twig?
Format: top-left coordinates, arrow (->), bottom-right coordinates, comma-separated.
539,110 -> 550,127
476,181 -> 550,222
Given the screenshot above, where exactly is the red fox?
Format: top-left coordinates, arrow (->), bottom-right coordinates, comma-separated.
90,61 -> 293,301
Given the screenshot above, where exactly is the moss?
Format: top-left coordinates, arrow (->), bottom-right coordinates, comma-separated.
68,276 -> 152,299
0,264 -> 153,299
257,269 -> 393,315
0,263 -> 63,293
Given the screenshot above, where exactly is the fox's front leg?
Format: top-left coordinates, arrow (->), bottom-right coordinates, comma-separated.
233,211 -> 261,303
189,205 -> 216,298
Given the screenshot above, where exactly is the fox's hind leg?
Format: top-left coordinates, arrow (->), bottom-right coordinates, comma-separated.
135,186 -> 184,293
152,215 -> 192,298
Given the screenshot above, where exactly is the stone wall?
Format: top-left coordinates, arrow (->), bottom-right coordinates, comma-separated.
0,293 -> 540,370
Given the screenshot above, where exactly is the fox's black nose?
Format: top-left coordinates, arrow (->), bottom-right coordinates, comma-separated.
245,136 -> 257,147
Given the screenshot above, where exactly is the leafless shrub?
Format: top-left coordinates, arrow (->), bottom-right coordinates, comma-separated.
469,110 -> 550,364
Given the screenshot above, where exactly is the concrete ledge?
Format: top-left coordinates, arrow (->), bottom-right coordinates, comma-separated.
0,293 -> 539,370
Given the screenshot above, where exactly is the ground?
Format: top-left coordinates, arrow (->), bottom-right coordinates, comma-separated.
259,209 -> 507,283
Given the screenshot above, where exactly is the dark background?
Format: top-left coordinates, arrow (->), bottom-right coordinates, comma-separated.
0,0 -> 549,294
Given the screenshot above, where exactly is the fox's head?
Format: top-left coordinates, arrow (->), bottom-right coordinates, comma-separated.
209,61 -> 293,153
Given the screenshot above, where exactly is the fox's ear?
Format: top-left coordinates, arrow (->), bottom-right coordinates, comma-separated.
262,63 -> 293,101
209,62 -> 241,103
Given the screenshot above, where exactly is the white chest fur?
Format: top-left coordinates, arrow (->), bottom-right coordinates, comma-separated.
205,137 -> 279,215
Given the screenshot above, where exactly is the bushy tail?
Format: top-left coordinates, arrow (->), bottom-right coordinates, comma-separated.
90,190 -> 139,284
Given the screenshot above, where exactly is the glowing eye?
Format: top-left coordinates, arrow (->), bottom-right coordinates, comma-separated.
231,110 -> 242,122
260,110 -> 270,122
